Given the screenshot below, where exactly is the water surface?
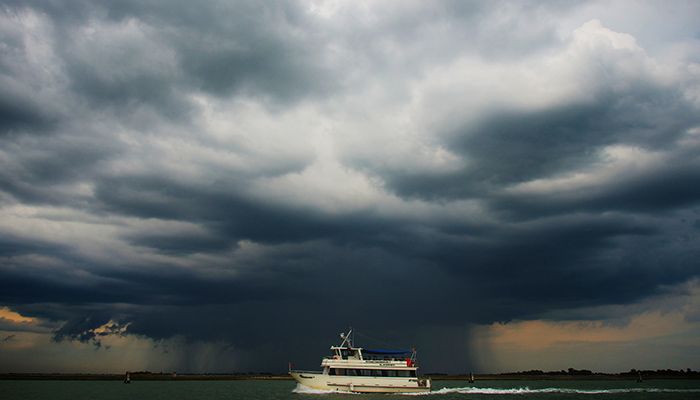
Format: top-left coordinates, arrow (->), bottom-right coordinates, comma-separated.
2,379 -> 700,400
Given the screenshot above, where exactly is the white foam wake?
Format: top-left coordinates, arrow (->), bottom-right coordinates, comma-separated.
400,386 -> 700,395
291,383 -> 700,396
292,384 -> 336,394
292,383 -> 359,395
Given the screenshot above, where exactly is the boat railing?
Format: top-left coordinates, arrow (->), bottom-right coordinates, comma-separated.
324,358 -> 408,363
363,356 -> 410,361
325,355 -> 410,361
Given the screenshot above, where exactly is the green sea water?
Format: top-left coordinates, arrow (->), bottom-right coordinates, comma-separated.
2,379 -> 700,400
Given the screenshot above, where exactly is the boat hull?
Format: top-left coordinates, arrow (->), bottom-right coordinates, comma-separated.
290,371 -> 431,393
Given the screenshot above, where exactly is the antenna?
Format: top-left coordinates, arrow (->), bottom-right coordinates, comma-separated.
339,327 -> 353,348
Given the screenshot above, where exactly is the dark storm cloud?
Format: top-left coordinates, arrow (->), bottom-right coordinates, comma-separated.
25,0 -> 332,110
0,265 -> 128,306
0,93 -> 55,134
0,132 -> 120,207
1,0 -> 700,373
495,161 -> 700,218
169,5 -> 332,100
97,244 -> 473,370
94,174 -> 393,247
1,240 -> 454,369
2,241 -> 309,309
0,18 -> 60,134
0,232 -> 70,257
385,83 -> 700,201
393,214 -> 666,322
125,230 -> 232,255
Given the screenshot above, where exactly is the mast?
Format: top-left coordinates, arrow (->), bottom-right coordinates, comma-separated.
339,328 -> 353,348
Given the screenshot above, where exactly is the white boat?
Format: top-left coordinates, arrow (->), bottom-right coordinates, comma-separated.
289,329 -> 431,393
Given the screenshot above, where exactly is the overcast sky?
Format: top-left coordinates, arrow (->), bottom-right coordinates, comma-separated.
1,0 -> 700,374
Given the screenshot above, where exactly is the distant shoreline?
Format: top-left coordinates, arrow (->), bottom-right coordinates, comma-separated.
1,371 -> 699,381
0,373 -> 293,381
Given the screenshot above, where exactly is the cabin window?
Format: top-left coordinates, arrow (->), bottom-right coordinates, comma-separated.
334,368 -> 346,376
387,370 -> 397,377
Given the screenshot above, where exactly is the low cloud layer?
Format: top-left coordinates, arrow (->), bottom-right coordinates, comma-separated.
1,0 -> 700,373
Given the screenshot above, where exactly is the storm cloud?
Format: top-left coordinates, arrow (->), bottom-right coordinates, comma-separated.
1,0 -> 700,373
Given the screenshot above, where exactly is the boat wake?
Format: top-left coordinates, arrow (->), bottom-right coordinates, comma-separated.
292,383 -> 358,395
400,386 -> 700,395
292,384 -> 335,394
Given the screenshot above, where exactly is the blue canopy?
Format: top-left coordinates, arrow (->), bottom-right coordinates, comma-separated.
362,348 -> 411,355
